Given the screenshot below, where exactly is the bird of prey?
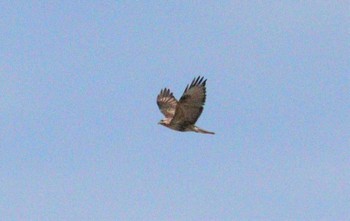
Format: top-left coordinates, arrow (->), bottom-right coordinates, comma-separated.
157,76 -> 215,135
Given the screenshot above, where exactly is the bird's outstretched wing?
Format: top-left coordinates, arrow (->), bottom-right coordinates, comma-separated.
171,76 -> 207,127
157,88 -> 178,118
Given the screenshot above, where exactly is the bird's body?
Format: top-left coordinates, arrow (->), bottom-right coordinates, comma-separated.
157,76 -> 215,135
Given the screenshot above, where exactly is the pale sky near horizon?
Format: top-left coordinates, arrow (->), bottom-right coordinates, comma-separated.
1,1 -> 349,220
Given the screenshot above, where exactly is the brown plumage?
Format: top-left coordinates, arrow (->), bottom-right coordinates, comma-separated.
157,76 -> 215,135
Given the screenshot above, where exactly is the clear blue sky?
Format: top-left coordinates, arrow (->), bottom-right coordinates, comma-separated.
1,1 -> 349,220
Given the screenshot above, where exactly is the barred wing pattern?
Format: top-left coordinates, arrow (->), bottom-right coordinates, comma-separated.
157,88 -> 178,118
170,76 -> 207,129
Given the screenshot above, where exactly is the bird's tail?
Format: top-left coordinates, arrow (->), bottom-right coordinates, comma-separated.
194,126 -> 215,135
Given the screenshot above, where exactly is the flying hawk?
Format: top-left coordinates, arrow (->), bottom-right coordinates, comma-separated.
157,76 -> 215,135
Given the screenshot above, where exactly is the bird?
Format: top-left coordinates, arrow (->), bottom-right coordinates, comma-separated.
157,76 -> 215,135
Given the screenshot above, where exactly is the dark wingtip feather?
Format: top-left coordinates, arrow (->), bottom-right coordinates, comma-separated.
193,76 -> 206,87
183,76 -> 207,93
183,84 -> 189,94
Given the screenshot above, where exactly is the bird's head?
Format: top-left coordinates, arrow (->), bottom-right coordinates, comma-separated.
158,118 -> 172,126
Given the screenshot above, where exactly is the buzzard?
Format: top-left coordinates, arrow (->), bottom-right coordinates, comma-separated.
157,76 -> 215,135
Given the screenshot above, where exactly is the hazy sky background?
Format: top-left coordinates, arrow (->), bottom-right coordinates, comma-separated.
1,1 -> 349,220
